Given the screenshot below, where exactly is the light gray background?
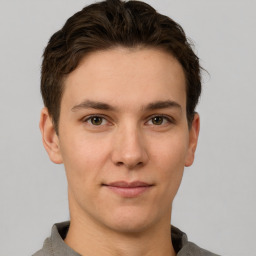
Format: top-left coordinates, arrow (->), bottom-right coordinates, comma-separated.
0,0 -> 255,255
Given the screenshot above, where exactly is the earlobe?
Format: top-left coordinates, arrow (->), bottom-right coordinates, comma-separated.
39,108 -> 63,164
185,113 -> 200,167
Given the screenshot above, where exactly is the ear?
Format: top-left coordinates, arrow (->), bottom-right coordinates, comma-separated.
39,108 -> 63,164
185,113 -> 200,167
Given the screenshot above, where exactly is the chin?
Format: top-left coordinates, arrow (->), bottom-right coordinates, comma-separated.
108,221 -> 150,234
102,207 -> 158,234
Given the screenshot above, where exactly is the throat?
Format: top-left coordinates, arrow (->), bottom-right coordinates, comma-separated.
64,220 -> 176,256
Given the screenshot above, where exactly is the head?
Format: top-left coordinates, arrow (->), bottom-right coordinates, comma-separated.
41,0 -> 201,133
40,0 -> 201,236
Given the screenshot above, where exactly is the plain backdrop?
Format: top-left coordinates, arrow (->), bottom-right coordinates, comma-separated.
0,0 -> 255,255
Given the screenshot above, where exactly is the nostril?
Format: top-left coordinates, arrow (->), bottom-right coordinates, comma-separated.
116,162 -> 124,166
115,161 -> 143,168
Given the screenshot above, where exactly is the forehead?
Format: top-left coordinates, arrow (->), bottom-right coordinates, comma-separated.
61,47 -> 187,112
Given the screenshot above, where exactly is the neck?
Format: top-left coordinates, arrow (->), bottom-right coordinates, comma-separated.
65,207 -> 176,256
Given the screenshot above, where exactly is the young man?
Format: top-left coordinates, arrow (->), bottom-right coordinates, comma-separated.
34,0 -> 219,255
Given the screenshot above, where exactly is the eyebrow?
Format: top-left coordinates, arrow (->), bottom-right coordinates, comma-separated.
71,100 -> 116,111
144,100 -> 182,111
71,99 -> 181,112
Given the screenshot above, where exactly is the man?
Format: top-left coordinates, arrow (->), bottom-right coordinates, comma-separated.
34,0 -> 220,255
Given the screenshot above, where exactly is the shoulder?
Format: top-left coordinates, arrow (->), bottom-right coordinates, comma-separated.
32,237 -> 53,256
171,226 -> 221,256
32,250 -> 46,256
178,241 -> 221,256
31,222 -> 80,256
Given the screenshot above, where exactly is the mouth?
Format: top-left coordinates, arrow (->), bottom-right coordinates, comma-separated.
102,181 -> 153,198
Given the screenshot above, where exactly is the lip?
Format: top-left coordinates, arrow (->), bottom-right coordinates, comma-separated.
103,181 -> 153,198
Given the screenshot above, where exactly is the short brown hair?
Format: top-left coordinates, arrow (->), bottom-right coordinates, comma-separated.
41,0 -> 202,132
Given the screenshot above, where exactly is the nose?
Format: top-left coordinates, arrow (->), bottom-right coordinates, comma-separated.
111,125 -> 149,169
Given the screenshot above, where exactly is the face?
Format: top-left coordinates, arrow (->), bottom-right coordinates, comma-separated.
40,47 -> 199,234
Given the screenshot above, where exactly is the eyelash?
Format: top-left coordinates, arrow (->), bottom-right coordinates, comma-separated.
146,115 -> 174,126
83,115 -> 109,126
82,114 -> 175,126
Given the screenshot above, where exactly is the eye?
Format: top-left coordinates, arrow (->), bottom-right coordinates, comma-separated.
84,115 -> 108,126
147,115 -> 173,126
152,116 -> 165,125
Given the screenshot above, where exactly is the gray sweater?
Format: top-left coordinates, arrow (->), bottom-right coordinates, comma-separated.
33,222 -> 220,256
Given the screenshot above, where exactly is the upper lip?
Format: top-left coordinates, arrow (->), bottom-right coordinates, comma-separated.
105,181 -> 152,188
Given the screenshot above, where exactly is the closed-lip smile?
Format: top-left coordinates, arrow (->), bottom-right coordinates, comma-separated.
103,181 -> 153,198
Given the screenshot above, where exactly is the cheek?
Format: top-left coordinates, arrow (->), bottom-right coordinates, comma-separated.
59,132 -> 111,186
60,135 -> 112,210
150,133 -> 188,193
151,133 -> 188,169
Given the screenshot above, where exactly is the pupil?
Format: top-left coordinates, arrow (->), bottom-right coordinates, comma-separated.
92,117 -> 102,125
153,116 -> 163,125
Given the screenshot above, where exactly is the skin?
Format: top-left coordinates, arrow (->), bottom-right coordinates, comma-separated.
40,47 -> 200,256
